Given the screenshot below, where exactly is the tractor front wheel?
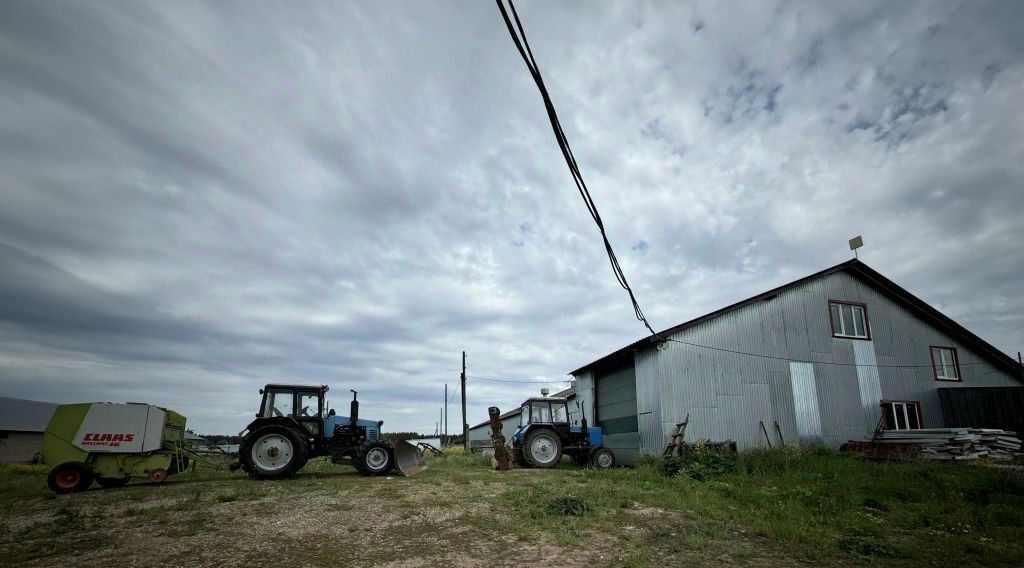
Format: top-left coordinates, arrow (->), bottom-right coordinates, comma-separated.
356,440 -> 394,476
240,425 -> 308,480
47,462 -> 93,494
523,429 -> 562,468
589,447 -> 616,469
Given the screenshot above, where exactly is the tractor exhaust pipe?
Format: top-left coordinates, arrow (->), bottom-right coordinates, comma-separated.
393,440 -> 427,476
349,390 -> 359,425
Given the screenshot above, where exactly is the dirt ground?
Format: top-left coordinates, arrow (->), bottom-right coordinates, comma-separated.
0,458 -> 810,568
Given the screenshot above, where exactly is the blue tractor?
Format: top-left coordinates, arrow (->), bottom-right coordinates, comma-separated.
510,396 -> 615,469
237,384 -> 424,479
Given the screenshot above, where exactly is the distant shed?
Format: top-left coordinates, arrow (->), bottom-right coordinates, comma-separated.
0,396 -> 58,463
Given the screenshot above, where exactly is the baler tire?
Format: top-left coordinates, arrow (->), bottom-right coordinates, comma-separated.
356,440 -> 394,476
522,429 -> 562,469
47,462 -> 93,494
96,476 -> 131,489
239,425 -> 308,480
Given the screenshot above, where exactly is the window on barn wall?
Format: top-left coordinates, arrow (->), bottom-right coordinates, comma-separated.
828,300 -> 870,339
930,346 -> 961,381
881,401 -> 923,430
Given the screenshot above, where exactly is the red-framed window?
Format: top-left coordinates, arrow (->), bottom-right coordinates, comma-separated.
930,346 -> 962,382
881,401 -> 923,430
828,300 -> 871,340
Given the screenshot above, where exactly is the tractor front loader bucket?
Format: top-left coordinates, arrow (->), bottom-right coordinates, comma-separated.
393,440 -> 427,476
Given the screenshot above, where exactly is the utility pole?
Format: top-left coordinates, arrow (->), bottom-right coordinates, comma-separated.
461,350 -> 468,452
444,383 -> 448,446
1018,352 -> 1023,383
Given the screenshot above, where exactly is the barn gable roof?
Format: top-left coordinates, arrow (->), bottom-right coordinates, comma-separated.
570,259 -> 1021,379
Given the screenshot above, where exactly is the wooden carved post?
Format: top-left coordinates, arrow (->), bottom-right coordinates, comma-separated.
489,406 -> 513,470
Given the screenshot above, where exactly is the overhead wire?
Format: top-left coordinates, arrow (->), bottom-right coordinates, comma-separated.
496,0 -> 656,336
467,375 -> 571,385
661,336 -> 993,369
495,1 -> 1019,376
446,380 -> 461,404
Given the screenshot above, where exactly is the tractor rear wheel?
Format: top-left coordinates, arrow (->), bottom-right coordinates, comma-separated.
522,429 -> 562,468
47,462 -> 93,494
356,440 -> 394,476
240,425 -> 308,480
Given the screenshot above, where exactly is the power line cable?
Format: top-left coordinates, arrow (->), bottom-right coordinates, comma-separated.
467,375 -> 571,385
496,0 -> 656,336
661,336 -> 992,369
447,380 -> 461,404
496,1 -> 1016,376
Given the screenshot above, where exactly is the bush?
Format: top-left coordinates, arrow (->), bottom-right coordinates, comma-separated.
545,495 -> 591,516
660,442 -> 737,480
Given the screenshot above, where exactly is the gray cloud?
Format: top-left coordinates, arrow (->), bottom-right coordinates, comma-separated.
1,1 -> 1022,434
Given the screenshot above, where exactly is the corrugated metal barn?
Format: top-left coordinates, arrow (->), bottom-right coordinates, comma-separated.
571,260 -> 1023,465
0,396 -> 58,463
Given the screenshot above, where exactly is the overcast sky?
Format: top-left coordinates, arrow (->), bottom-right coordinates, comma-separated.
1,1 -> 1022,435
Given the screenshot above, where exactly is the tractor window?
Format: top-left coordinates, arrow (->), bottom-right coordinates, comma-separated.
298,393 -> 319,418
264,391 -> 294,418
520,406 -> 529,427
551,403 -> 567,423
530,403 -> 552,423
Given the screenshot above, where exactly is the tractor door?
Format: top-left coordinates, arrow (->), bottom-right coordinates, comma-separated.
549,402 -> 571,443
294,389 -> 323,438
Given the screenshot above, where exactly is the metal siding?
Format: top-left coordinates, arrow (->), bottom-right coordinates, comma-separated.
853,341 -> 884,434
0,432 -> 44,463
574,371 -> 595,430
635,349 -> 663,455
790,362 -> 823,444
574,270 -> 1019,456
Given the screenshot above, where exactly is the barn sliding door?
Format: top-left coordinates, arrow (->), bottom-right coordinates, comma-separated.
595,363 -> 639,465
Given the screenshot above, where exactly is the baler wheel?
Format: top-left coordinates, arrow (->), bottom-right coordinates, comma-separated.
47,462 -> 93,494
96,476 -> 131,489
148,469 -> 168,484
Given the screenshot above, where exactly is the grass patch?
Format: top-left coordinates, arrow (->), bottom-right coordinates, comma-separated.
1,449 -> 1023,566
545,494 -> 591,516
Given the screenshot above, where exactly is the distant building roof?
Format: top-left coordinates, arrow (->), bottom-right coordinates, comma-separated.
552,386 -> 575,398
0,397 -> 58,433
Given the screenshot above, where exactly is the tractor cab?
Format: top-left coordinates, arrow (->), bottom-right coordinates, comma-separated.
517,396 -> 572,439
258,384 -> 327,437
257,384 -> 382,442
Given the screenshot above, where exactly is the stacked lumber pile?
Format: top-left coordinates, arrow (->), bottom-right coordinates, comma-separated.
874,428 -> 1022,461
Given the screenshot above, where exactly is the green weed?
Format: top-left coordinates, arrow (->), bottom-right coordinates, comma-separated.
544,495 -> 590,516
